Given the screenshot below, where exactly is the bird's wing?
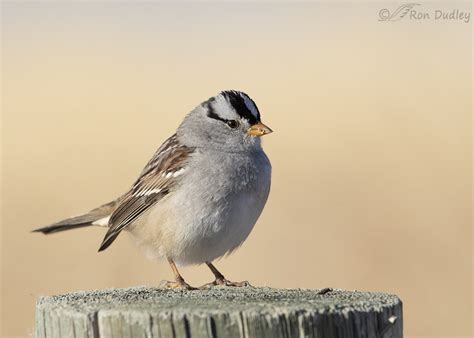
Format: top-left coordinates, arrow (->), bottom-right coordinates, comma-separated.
98,134 -> 194,251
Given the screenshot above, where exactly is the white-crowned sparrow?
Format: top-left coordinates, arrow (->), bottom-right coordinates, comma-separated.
34,90 -> 272,289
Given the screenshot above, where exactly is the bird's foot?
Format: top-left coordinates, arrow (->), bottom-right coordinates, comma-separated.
160,279 -> 197,290
200,278 -> 251,289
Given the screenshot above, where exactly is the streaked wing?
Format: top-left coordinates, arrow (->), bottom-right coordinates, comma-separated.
98,134 -> 193,251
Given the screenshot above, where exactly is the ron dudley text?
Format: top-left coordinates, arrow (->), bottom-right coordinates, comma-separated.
410,9 -> 471,23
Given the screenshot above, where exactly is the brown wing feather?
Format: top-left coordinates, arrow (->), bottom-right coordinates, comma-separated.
98,134 -> 193,251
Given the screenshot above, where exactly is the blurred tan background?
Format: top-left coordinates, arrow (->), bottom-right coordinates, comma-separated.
1,1 -> 472,337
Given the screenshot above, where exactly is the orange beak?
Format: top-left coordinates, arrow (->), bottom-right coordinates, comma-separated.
247,122 -> 273,137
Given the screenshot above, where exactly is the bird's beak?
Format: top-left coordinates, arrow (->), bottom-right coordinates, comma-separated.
247,122 -> 273,137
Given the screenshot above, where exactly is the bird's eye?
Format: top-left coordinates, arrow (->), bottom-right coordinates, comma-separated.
226,120 -> 239,129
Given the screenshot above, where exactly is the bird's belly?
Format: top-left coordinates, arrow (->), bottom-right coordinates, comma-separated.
170,187 -> 267,265
129,181 -> 269,266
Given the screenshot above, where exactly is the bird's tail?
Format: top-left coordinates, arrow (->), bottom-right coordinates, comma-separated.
32,200 -> 118,234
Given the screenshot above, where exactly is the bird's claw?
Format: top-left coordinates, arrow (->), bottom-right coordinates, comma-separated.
160,280 -> 197,290
200,278 -> 251,289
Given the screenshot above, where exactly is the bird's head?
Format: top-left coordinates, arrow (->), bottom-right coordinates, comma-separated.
177,90 -> 272,152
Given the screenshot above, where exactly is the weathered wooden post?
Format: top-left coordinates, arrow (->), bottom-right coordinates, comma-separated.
36,286 -> 402,338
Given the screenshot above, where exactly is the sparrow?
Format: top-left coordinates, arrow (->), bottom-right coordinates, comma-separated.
34,90 -> 272,289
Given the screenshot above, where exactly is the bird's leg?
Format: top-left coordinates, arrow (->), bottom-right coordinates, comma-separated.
160,258 -> 196,290
200,262 -> 250,288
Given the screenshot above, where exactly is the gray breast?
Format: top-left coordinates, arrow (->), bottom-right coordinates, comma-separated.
172,149 -> 271,230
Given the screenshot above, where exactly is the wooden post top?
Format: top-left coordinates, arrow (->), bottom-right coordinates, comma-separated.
36,286 -> 403,338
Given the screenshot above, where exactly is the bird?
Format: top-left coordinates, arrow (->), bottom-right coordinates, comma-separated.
33,90 -> 273,289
